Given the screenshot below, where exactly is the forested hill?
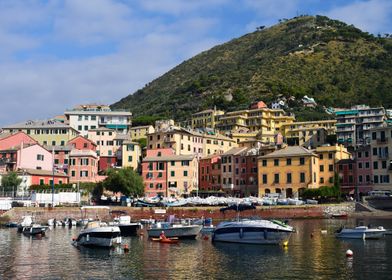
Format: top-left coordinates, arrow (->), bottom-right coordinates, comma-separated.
112,15 -> 392,122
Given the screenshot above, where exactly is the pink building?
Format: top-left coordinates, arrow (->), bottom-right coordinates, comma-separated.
18,168 -> 69,186
353,145 -> 374,193
0,132 -> 37,150
199,154 -> 221,192
68,136 -> 97,151
69,150 -> 99,183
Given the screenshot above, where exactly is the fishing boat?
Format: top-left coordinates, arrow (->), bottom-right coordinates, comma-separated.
73,221 -> 122,247
336,225 -> 386,239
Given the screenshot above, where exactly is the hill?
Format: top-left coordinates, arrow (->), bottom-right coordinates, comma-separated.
112,15 -> 392,122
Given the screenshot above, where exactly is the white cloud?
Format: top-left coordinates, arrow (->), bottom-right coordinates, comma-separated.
326,0 -> 392,34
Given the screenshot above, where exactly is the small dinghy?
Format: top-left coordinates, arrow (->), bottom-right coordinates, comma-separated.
151,237 -> 179,244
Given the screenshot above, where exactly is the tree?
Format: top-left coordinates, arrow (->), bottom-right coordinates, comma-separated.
102,168 -> 144,197
1,172 -> 22,196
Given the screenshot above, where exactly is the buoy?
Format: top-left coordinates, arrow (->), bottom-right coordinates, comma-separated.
282,241 -> 289,247
123,244 -> 129,253
346,249 -> 353,257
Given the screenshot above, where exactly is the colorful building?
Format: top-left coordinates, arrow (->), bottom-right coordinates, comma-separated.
2,119 -> 79,146
337,159 -> 357,195
68,150 -> 99,183
258,146 -> 320,198
353,145 -> 374,193
191,108 -> 225,129
314,145 -> 351,187
121,141 -> 142,171
0,132 -> 37,150
142,148 -> 198,197
129,125 -> 155,140
199,154 -> 221,192
64,104 -> 132,136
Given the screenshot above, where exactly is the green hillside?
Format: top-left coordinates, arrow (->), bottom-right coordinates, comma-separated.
112,15 -> 392,122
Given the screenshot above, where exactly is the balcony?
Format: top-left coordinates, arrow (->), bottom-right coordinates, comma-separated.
164,137 -> 175,143
376,138 -> 388,144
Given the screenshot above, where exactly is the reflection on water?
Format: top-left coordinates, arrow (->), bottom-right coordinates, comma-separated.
1,219 -> 392,279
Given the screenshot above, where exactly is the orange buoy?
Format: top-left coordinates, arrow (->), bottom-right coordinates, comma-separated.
123,244 -> 129,253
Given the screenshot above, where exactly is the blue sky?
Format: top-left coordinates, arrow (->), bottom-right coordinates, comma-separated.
0,0 -> 391,126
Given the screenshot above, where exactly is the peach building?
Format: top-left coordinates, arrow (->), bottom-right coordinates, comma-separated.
68,150 -> 99,183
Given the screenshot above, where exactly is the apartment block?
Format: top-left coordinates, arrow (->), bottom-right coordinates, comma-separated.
191,108 -> 225,129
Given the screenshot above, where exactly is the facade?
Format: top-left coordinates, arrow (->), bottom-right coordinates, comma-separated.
0,132 -> 37,150
199,154 -> 221,192
121,141 -> 142,171
335,105 -> 385,147
20,168 -> 69,186
314,145 -> 351,187
147,124 -> 236,157
369,126 -> 391,191
142,149 -> 198,198
337,159 -> 357,194
258,146 -> 320,198
353,145 -> 374,192
281,120 -> 336,147
68,150 -> 99,183
2,119 -> 79,146
64,104 -> 132,136
129,125 -> 155,140
68,136 -> 97,151
215,101 -> 295,143
45,145 -> 71,175
191,108 -> 225,129
87,128 -> 120,157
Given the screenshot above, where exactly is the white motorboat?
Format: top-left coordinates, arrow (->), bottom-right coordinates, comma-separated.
147,222 -> 202,239
336,225 -> 386,239
108,215 -> 141,236
73,221 -> 122,247
17,216 -> 48,236
212,219 -> 293,245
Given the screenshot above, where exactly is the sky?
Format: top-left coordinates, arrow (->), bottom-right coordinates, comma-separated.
0,0 -> 391,126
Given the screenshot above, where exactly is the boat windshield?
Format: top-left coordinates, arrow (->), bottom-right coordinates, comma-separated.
85,221 -> 100,229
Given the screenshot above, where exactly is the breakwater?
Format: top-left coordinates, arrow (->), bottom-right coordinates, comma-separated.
0,203 -> 356,224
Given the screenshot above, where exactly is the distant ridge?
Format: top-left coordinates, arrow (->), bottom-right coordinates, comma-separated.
112,15 -> 392,121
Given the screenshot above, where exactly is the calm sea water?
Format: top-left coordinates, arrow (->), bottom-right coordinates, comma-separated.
1,218 -> 392,280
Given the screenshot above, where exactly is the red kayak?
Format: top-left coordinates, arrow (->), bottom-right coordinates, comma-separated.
151,238 -> 179,244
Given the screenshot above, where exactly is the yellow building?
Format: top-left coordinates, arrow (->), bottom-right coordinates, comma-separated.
122,141 -> 142,171
314,144 -> 351,186
147,125 -> 236,157
129,125 -> 155,140
2,119 -> 79,146
215,102 -> 294,143
281,120 -> 336,147
191,108 -> 225,129
258,146 -> 319,198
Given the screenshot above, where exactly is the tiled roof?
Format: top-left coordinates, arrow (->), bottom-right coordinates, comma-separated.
221,147 -> 249,156
19,168 -> 68,177
259,146 -> 317,158
3,119 -> 76,130
143,154 -> 194,162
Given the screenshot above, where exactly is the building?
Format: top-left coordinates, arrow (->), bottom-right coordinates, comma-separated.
353,145 -> 374,193
220,147 -> 260,196
0,132 -> 37,150
147,123 -> 236,157
45,145 -> 71,175
369,126 -> 391,191
68,135 -> 97,151
281,120 -> 336,147
199,154 -> 221,192
129,125 -> 155,140
337,159 -> 357,195
142,148 -> 198,198
314,145 -> 351,187
19,168 -> 69,187
2,119 -> 79,146
122,140 -> 142,171
335,105 -> 385,147
68,149 -> 99,183
191,108 -> 225,129
258,146 -> 320,198
215,101 -> 295,144
64,104 -> 132,136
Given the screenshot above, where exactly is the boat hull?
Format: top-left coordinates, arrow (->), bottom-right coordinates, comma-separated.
147,225 -> 202,239
118,223 -> 141,236
75,227 -> 122,247
336,229 -> 385,239
366,197 -> 392,211
20,225 -> 48,236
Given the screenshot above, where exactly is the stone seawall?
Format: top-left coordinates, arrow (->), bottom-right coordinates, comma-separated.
0,204 -> 353,224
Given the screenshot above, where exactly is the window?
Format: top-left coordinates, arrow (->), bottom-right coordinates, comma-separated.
373,161 -> 378,169
181,161 -> 189,166
158,172 -> 163,178
374,175 -> 379,184
84,126 -> 88,131
91,115 -> 96,121
262,160 -> 267,167
320,165 -> 324,172
71,170 -> 75,177
262,174 -> 267,184
171,161 -> 175,166
128,156 -> 133,162
108,150 -> 112,156
39,179 -> 44,185
157,162 -> 164,170
54,159 -> 59,164
358,152 -> 362,158
373,148 -> 377,156
358,162 -> 363,169
365,162 -> 370,169
287,173 -> 292,184
359,175 -> 363,183
274,174 -> 279,183
372,132 -> 377,140
149,183 -> 154,189
299,157 -> 305,165
319,154 -> 323,160
328,153 -> 333,159
286,158 -> 291,166
36,154 -> 44,161
60,141 -> 65,146
52,141 -> 56,146
300,173 -> 305,183
184,171 -> 188,176
320,177 -> 324,183
329,165 -> 333,172
171,171 -> 175,177
274,159 -> 279,166
382,161 -> 387,169
157,152 -> 162,157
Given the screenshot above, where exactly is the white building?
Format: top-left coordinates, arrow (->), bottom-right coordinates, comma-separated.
64,104 -> 132,136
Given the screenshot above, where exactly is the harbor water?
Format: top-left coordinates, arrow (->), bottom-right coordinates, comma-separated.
1,218 -> 392,279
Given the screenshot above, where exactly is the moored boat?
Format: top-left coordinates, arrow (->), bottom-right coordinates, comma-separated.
109,215 -> 141,236
73,221 -> 122,247
212,219 -> 293,245
336,225 -> 386,239
17,216 -> 48,236
147,222 -> 202,239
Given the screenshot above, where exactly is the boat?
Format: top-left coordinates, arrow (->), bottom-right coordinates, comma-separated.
306,199 -> 318,205
17,216 -> 48,236
336,225 -> 386,239
73,220 -> 122,247
212,219 -> 294,245
151,237 -> 179,244
147,222 -> 202,239
287,198 -> 304,205
109,215 -> 141,236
